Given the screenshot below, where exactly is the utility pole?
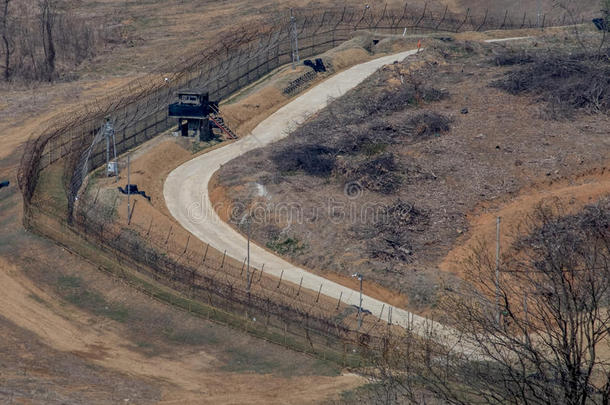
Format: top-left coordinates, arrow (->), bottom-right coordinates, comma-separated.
352,273 -> 363,329
246,215 -> 251,293
104,117 -> 117,178
127,154 -> 131,224
536,0 -> 542,28
290,8 -> 299,69
495,216 -> 501,326
105,120 -> 110,176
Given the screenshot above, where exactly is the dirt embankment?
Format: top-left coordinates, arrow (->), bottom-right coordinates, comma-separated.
441,167 -> 610,278
0,256 -> 362,404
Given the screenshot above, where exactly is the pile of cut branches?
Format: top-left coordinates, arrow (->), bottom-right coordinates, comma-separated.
492,50 -> 610,116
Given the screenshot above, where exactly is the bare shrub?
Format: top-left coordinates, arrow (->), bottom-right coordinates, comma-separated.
332,125 -> 395,156
407,111 -> 452,137
366,198 -> 610,404
270,144 -> 336,176
0,0 -> 13,81
364,84 -> 448,116
428,40 -> 488,61
340,153 -> 403,194
0,0 -> 117,82
353,199 -> 429,263
492,49 -> 534,66
492,51 -> 610,116
269,67 -> 450,194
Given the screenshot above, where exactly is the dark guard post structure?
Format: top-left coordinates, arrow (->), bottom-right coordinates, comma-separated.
168,90 -> 214,141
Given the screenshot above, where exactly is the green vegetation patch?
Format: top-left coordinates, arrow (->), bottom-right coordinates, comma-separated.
57,275 -> 129,323
222,346 -> 340,377
164,327 -> 221,346
266,236 -> 306,256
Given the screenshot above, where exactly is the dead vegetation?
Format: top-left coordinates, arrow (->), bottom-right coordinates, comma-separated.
355,199 -> 430,263
270,68 -> 451,191
492,49 -> 610,117
216,34 -> 610,311
0,0 -> 123,82
364,198 -> 610,405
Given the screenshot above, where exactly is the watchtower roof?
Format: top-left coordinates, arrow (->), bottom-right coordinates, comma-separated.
177,88 -> 208,96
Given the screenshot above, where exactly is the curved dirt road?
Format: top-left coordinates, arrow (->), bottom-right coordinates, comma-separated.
164,49 -> 439,332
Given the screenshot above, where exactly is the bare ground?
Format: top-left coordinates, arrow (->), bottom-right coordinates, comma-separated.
213,32 -> 610,313
0,189 -> 363,404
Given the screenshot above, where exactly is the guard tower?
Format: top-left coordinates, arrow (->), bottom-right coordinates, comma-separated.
168,89 -> 238,141
168,90 -> 214,141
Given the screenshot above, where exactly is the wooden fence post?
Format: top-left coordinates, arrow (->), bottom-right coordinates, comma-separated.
276,270 -> 284,288
165,225 -> 173,245
378,304 -> 385,322
146,217 -> 153,236
240,256 -> 246,276
183,234 -> 190,254
202,243 -> 209,263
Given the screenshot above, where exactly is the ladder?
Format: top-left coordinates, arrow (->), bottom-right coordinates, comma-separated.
209,105 -> 238,140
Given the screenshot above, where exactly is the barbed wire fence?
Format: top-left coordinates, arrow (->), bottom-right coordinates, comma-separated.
18,3 -> 566,360
18,3 -> 564,209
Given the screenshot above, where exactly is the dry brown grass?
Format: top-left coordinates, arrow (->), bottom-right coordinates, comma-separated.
213,33 -> 610,316
0,181 -> 364,403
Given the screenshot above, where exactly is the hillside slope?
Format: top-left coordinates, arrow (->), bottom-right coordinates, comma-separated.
213,31 -> 609,313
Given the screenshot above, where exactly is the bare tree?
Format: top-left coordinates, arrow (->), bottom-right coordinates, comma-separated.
600,0 -> 610,53
0,0 -> 13,81
39,0 -> 55,81
553,0 -> 609,55
367,199 -> 610,404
